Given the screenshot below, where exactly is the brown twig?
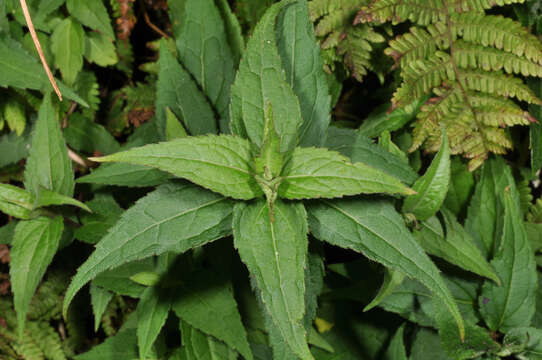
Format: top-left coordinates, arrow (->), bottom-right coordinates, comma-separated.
141,0 -> 169,38
19,0 -> 62,101
68,148 -> 88,168
62,102 -> 78,128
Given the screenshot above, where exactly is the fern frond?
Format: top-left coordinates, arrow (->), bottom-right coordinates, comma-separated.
74,71 -> 100,119
361,0 -> 542,169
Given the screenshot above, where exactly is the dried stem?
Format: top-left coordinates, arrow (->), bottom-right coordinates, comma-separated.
19,0 -> 63,101
141,0 -> 169,38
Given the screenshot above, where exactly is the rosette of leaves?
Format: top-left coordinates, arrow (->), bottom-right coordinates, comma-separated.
63,0 -> 466,358
357,0 -> 542,170
308,0 -> 386,81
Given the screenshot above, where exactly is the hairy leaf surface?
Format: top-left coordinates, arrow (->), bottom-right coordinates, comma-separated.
230,0 -> 304,152
279,146 -> 414,199
10,216 -> 63,337
91,135 -> 261,199
233,200 -> 312,360
77,163 -> 171,188
0,183 -> 33,219
307,198 -> 464,338
63,183 -> 234,317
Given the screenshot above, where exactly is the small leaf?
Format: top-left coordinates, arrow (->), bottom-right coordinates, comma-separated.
402,130 -> 450,220
416,210 -> 500,284
230,0 -> 304,152
172,0 -> 236,132
24,94 -> 74,198
66,0 -> 115,38
383,324 -> 407,360
10,216 -> 63,337
277,0 -> 331,147
166,107 -> 188,141
51,18 -> 85,85
77,163 -> 171,188
172,270 -> 253,360
65,113 -> 120,155
503,327 -> 542,358
443,158 -> 474,215
84,32 -> 118,67
90,283 -> 113,332
364,269 -> 405,312
325,126 -> 418,185
63,183 -> 234,317
279,146 -> 414,199
33,187 -> 91,212
0,128 -> 31,168
130,272 -> 160,287
4,98 -> 26,135
156,41 -> 217,139
0,183 -> 33,219
480,190 -> 537,332
90,135 -> 262,200
180,321 -> 239,360
138,286 -> 172,360
307,198 -> 464,339
233,200 -> 312,360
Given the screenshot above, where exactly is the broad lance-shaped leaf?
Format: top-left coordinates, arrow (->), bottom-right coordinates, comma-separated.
156,41 -> 217,139
0,183 -> 33,219
0,36 -> 87,106
51,18 -> 85,86
180,321 -> 239,360
173,0 -> 236,133
307,198 -> 465,339
90,284 -> 113,332
171,270 -> 253,360
24,94 -> 74,198
402,130 -> 450,221
63,183 -> 234,317
279,146 -> 414,199
384,325 -> 408,360
137,286 -> 171,360
90,135 -> 262,200
233,200 -> 312,360
77,163 -> 171,188
10,216 -> 63,337
230,0 -> 304,152
416,210 -> 500,284
276,0 -> 331,147
479,190 -> 537,332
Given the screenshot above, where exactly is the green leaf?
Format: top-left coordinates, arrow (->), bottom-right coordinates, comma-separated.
0,36 -> 87,106
435,302 -> 498,360
276,0 -> 331,147
0,221 -> 17,245
529,78 -> 542,174
503,327 -> 542,358
84,32 -> 118,67
130,272 -> 160,287
307,198 -> 465,339
409,328 -> 451,360
233,200 -> 312,360
93,259 -> 154,298
180,321 -> 239,360
230,0 -> 303,152
172,270 -> 253,360
138,286 -> 172,360
10,216 -> 63,337
77,163 -> 171,188
63,183 -> 234,317
325,126 -> 418,185
66,0 -> 114,38
402,130 -> 450,221
443,158 -> 474,215
173,0 -> 236,133
33,187 -> 91,212
479,190 -> 538,332
65,113 -> 120,155
0,127 -> 31,168
51,18 -> 85,86
156,41 -> 217,139
415,210 -> 500,284
383,324 -> 407,360
24,94 -> 74,197
279,146 -> 414,199
364,269 -> 405,312
0,183 -> 33,219
4,97 -> 26,135
89,283 -> 113,332
214,0 -> 244,66
166,107 -> 188,141
74,194 -> 123,245
90,135 -> 262,200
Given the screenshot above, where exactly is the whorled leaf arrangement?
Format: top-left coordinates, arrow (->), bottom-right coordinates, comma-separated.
308,0 -> 385,81
357,0 -> 542,169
